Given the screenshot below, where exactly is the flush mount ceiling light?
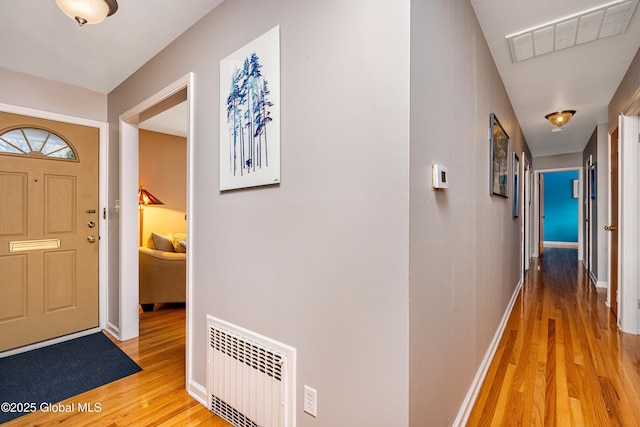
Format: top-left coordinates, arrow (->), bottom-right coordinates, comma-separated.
55,0 -> 118,26
545,110 -> 576,132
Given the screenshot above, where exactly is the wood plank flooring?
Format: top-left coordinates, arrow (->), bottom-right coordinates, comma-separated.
467,248 -> 640,426
4,304 -> 230,426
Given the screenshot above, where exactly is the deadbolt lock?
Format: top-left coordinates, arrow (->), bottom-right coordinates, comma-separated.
87,221 -> 96,228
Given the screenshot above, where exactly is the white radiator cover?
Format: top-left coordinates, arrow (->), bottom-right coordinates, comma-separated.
207,315 -> 296,427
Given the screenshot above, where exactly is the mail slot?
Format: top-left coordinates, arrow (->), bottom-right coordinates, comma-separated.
9,239 -> 61,253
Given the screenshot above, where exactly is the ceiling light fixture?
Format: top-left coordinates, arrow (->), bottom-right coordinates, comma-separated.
545,110 -> 576,132
55,0 -> 118,26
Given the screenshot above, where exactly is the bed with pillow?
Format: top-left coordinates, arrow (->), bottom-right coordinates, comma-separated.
138,232 -> 186,311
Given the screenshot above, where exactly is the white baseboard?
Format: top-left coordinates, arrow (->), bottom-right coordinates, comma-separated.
105,321 -> 121,340
587,271 -> 608,289
453,278 -> 524,426
543,241 -> 578,249
189,379 -> 208,407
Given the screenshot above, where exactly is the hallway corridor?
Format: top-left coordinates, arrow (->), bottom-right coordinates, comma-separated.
467,249 -> 640,426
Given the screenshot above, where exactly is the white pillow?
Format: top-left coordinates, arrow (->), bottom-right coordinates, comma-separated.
151,232 -> 175,252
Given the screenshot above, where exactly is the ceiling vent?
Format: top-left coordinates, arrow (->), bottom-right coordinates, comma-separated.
506,0 -> 639,62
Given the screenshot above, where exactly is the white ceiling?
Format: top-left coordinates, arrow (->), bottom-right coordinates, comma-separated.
139,101 -> 188,138
0,0 -> 222,94
1,1 -> 639,154
471,0 -> 640,157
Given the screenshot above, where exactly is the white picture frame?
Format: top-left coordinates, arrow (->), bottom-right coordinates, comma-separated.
219,26 -> 281,191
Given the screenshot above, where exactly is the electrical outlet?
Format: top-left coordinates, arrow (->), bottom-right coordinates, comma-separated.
304,385 -> 317,417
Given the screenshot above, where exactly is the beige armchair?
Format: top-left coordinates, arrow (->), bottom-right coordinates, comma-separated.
139,233 -> 186,311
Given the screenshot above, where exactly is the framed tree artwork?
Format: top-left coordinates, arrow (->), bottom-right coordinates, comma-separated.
219,26 -> 281,191
490,113 -> 509,198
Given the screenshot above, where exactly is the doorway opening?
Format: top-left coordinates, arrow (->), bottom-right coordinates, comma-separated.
541,170 -> 580,248
533,167 -> 584,261
118,74 -> 196,396
138,101 -> 188,314
522,156 -> 534,275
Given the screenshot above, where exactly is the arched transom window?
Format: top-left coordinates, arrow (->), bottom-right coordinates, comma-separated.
0,127 -> 77,160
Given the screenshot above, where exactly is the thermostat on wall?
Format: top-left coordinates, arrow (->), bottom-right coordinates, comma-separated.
432,164 -> 449,190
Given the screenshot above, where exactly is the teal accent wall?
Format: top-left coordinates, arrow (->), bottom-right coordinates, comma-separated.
543,170 -> 579,242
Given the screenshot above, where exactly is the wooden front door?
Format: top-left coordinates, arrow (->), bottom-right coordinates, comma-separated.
609,128 -> 619,318
0,112 -> 99,352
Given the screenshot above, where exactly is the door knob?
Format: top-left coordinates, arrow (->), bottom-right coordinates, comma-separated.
604,225 -> 618,231
87,236 -> 96,243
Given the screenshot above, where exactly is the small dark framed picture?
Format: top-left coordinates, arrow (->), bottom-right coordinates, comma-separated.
490,113 -> 509,198
512,152 -> 519,217
590,163 -> 597,199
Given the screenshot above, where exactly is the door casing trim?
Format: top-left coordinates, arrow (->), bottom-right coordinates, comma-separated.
532,167 -> 584,261
615,115 -> 639,334
118,73 -> 199,401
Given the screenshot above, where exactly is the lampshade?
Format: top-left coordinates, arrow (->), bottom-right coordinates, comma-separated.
55,0 -> 118,26
138,187 -> 164,206
544,110 -> 576,129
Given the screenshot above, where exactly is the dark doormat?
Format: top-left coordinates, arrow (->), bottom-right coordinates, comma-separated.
0,332 -> 141,423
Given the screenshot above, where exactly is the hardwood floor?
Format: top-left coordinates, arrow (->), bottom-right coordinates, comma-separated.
5,304 -> 230,426
467,248 -> 640,426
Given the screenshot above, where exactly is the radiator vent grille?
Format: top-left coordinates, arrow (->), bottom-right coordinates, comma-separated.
206,316 -> 296,427
210,328 -> 283,382
211,396 -> 259,427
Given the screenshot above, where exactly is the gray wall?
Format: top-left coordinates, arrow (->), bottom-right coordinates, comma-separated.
109,1 -> 410,426
609,46 -> 640,127
2,0 -> 535,424
0,67 -> 106,121
533,152 -> 583,170
409,0 -> 531,425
